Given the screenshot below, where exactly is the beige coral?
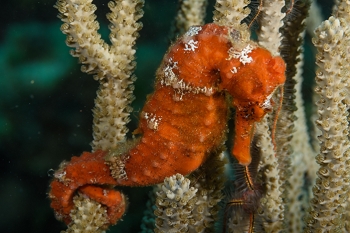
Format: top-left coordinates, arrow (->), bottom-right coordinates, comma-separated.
305,14 -> 350,232
62,194 -> 109,233
54,0 -> 144,151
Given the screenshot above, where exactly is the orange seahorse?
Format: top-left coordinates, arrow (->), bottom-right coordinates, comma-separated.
49,23 -> 285,226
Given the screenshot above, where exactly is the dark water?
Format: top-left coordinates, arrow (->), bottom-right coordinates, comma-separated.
0,0 -> 331,232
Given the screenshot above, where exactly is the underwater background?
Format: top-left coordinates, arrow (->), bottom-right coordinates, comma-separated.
0,0 -> 332,232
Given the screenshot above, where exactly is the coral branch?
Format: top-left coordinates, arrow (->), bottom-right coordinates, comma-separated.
54,0 -> 144,151
61,194 -> 109,233
257,0 -> 285,56
175,0 -> 208,35
305,13 -> 350,232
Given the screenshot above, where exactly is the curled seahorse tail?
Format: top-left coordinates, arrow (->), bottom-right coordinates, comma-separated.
78,185 -> 126,225
49,151 -> 125,225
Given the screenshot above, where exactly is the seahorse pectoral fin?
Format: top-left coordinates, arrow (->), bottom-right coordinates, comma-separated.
132,127 -> 143,135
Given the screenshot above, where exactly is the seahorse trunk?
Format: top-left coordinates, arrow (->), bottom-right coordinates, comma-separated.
108,84 -> 229,186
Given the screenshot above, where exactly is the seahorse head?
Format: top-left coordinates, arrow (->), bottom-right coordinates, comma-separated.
218,25 -> 286,165
219,30 -> 286,121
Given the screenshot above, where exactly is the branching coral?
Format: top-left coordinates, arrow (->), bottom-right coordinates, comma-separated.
304,11 -> 350,233
48,0 -> 350,232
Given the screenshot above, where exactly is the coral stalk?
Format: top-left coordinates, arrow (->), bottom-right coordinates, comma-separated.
305,13 -> 350,232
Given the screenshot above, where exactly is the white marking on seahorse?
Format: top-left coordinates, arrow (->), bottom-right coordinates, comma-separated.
185,26 -> 202,37
228,44 -> 255,65
144,112 -> 162,130
184,40 -> 199,52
